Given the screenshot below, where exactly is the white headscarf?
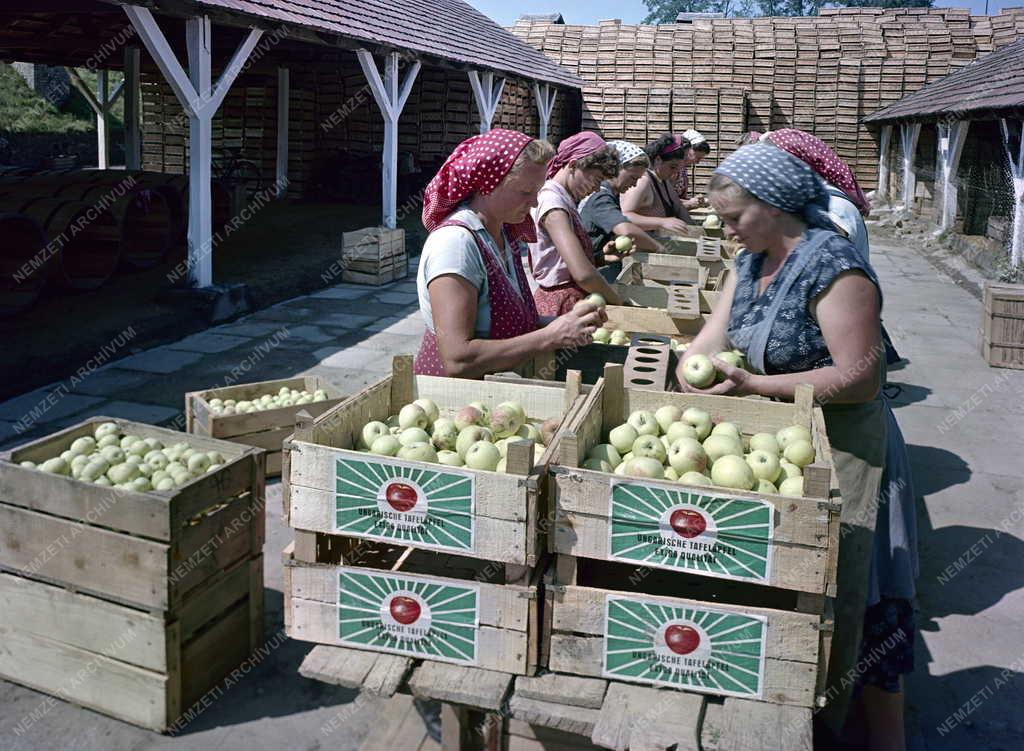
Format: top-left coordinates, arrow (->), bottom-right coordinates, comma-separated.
606,139 -> 646,166
681,129 -> 707,147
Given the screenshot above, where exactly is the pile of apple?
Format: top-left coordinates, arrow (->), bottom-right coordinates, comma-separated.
207,387 -> 330,416
681,351 -> 748,387
703,213 -> 722,231
582,406 -> 816,497
591,328 -> 630,346
356,398 -> 558,473
19,422 -> 228,491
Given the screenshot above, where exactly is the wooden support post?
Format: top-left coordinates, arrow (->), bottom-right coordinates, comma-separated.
899,122 -> 921,212
276,66 -> 289,198
124,6 -> 263,288
124,47 -> 142,170
468,70 -> 505,135
876,124 -> 891,203
357,49 -> 421,229
1001,119 -> 1024,268
97,70 -> 111,169
936,120 -> 969,232
533,82 -> 557,142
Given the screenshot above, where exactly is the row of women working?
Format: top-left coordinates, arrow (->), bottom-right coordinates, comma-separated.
411,127 -> 915,751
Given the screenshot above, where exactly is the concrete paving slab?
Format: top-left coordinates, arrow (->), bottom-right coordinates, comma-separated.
272,324 -> 338,346
376,291 -> 419,305
213,320 -> 300,338
81,400 -> 182,426
308,285 -> 375,300
315,346 -> 394,371
116,348 -> 206,374
62,367 -> 155,397
0,389 -> 104,427
314,313 -> 377,330
166,332 -> 254,354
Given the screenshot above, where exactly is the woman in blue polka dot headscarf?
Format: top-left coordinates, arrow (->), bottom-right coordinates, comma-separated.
675,143 -> 918,750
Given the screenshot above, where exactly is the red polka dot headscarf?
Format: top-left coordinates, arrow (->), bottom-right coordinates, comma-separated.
422,128 -> 538,242
766,129 -> 871,217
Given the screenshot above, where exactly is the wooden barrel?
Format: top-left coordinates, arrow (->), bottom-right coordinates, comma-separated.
0,211 -> 47,316
0,194 -> 122,289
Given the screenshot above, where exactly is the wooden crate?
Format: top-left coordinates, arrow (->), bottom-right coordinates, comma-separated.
283,540 -> 545,675
981,282 -> 1024,370
618,252 -> 730,292
0,416 -> 265,612
284,356 -> 584,568
544,555 -> 830,709
342,226 -> 408,286
0,554 -> 263,732
186,375 -> 347,476
549,365 -> 840,597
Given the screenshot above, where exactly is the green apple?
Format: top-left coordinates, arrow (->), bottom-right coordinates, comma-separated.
614,235 -> 634,253
130,477 -> 152,492
627,410 -> 659,437
608,423 -> 639,454
94,422 -> 119,440
187,453 -> 211,474
490,401 -> 525,438
711,455 -> 755,490
783,440 -> 816,468
682,354 -> 715,389
632,434 -> 667,464
702,434 -> 743,463
465,440 -> 501,471
779,476 -> 804,497
614,462 -> 629,476
654,405 -> 683,433
455,405 -> 485,431
660,435 -> 672,450
668,437 -> 708,475
70,436 -> 96,455
517,423 -> 542,443
412,398 -> 440,424
703,213 -> 721,230
145,450 -> 168,469
776,424 -> 812,450
748,432 -> 780,456
456,426 -> 493,459
666,421 -> 698,444
587,444 -> 622,467
437,450 -> 464,466
621,451 -> 635,464
80,459 -> 109,482
361,421 -> 390,449
682,408 -> 712,440
60,449 -> 75,465
107,463 -> 139,485
494,438 -> 511,458
779,459 -> 803,480
398,442 -> 438,463
679,471 -> 712,487
100,446 -> 125,465
714,350 -> 744,377
664,466 -> 679,481
399,403 -> 430,430
624,456 -> 664,478
592,328 -> 611,344
609,330 -> 630,346
583,293 -> 607,309
431,418 -> 460,451
39,457 -> 70,475
746,450 -> 781,483
386,415 -> 401,429
399,427 -> 431,447
583,457 -> 613,473
97,434 -> 120,449
496,457 -> 507,473
370,435 -> 402,456
711,421 -> 740,439
756,479 -> 779,494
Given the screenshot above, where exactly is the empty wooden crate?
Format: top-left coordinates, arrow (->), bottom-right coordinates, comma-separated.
342,226 -> 407,285
981,282 -> 1024,370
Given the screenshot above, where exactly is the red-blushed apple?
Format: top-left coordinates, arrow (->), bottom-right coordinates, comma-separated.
668,437 -> 708,474
389,595 -> 421,625
455,405 -> 484,431
624,456 -> 664,478
670,508 -> 707,538
665,624 -> 701,655
384,482 -> 418,513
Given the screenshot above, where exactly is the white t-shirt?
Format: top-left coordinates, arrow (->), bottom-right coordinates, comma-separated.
417,207 -> 527,337
826,184 -> 869,262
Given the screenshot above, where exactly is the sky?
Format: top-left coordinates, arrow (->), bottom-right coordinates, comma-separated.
467,0 -> 1019,25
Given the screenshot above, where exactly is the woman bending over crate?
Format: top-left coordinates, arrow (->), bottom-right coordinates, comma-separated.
621,133 -> 701,236
527,131 -> 624,315
673,143 -> 918,751
414,129 -> 606,378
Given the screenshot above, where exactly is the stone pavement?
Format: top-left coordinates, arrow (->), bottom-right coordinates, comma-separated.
1,239 -> 1024,750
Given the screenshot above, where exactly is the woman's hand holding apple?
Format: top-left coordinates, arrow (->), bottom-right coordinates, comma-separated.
546,302 -> 607,349
695,356 -> 759,397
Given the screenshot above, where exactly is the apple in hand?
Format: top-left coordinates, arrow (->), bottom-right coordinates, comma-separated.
614,235 -> 634,253
711,454 -> 755,490
666,421 -> 698,444
624,456 -> 665,478
632,434 -> 667,464
682,408 -> 712,441
682,354 -> 716,389
399,403 -> 430,430
746,450 -> 782,483
714,351 -> 744,382
397,442 -> 438,463
654,405 -> 683,433
749,432 -> 780,456
584,293 -> 607,309
587,444 -> 622,467
465,440 -> 501,471
627,410 -> 659,437
370,435 -> 402,456
703,434 -> 743,463
608,423 -> 639,454
776,424 -> 812,450
679,471 -> 712,487
668,437 -> 708,474
779,476 -> 804,497
783,439 -> 816,468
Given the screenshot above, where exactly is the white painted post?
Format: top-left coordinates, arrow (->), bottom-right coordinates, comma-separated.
533,82 -> 557,142
97,70 -> 110,169
124,5 -> 263,288
468,70 -> 505,134
876,124 -> 892,203
124,47 -> 142,170
276,66 -> 289,198
899,122 -> 922,211
936,120 -> 969,232
356,49 -> 421,229
1001,119 -> 1024,268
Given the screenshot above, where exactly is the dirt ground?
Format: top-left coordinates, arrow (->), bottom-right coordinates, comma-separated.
0,200 -> 428,401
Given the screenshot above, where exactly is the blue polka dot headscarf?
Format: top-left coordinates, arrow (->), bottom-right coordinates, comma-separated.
714,144 -> 832,229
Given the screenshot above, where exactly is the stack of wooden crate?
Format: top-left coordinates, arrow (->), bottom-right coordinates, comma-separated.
341,226 -> 408,286
282,357 -> 587,680
980,282 -> 1024,370
0,417 -> 266,731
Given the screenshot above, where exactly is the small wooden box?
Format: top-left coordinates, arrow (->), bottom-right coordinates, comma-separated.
981,282 -> 1024,370
342,226 -> 407,286
549,365 -> 840,597
186,375 -> 346,476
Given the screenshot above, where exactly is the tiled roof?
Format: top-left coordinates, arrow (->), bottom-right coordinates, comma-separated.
865,37 -> 1024,123
189,0 -> 584,88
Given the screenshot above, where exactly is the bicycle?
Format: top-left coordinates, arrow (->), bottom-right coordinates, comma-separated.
212,146 -> 264,197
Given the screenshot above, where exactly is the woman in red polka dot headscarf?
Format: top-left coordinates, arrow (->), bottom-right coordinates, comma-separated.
414,129 -> 606,378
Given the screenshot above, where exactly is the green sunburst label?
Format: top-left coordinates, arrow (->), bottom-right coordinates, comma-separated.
608,481 -> 774,583
334,456 -> 475,553
338,569 -> 479,664
603,594 -> 766,698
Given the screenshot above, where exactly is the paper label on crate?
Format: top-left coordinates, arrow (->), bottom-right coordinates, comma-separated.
334,456 -> 475,553
338,569 -> 479,665
602,594 -> 766,699
607,481 -> 773,583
